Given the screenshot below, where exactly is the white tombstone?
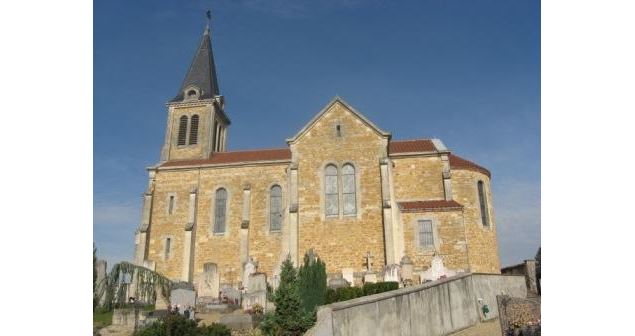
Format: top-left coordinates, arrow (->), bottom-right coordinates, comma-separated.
419,254 -> 456,283
383,264 -> 401,283
243,257 -> 258,289
170,283 -> 196,311
197,263 -> 220,298
363,273 -> 377,284
400,255 -> 414,283
341,268 -> 355,285
243,273 -> 268,309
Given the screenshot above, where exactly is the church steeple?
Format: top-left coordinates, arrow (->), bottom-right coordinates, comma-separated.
171,21 -> 220,102
160,13 -> 230,162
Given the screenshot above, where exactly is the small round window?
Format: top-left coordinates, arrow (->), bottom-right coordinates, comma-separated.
187,89 -> 197,98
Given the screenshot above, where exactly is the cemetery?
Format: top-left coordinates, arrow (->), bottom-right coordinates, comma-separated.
94,249 -> 537,336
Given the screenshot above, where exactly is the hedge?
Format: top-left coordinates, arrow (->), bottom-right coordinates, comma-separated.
324,282 -> 399,304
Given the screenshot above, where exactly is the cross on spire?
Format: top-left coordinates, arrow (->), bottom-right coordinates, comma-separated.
206,9 -> 212,33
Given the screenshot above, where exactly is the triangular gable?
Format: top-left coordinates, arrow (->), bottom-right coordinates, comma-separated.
286,96 -> 391,144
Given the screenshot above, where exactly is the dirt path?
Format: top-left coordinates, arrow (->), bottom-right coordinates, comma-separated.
449,318 -> 502,336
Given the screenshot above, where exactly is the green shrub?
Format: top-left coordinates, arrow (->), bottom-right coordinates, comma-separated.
261,256 -> 314,335
297,252 -> 327,314
324,282 -> 399,305
197,323 -> 231,336
135,314 -> 230,336
363,282 -> 399,296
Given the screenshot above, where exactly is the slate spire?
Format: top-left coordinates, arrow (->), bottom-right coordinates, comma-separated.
171,20 -> 220,102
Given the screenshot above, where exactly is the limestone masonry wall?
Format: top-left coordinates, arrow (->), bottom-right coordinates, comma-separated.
142,99 -> 502,285
451,170 -> 501,273
391,156 -> 445,201
292,102 -> 387,274
400,210 -> 469,272
167,104 -> 212,161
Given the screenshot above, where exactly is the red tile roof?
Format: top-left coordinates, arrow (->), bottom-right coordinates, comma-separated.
398,200 -> 464,212
449,154 -> 491,178
160,148 -> 291,168
388,139 -> 437,154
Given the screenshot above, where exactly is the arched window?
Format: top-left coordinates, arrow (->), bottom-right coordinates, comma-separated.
189,115 -> 199,145
270,185 -> 283,231
325,165 -> 339,216
477,181 -> 489,227
214,188 -> 227,233
342,164 -> 356,215
177,116 -> 188,145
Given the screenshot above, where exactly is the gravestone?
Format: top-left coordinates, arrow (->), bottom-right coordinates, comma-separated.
170,282 -> 196,310
363,273 -> 377,284
383,264 -> 401,283
419,254 -> 456,283
220,285 -> 241,305
400,255 -> 414,283
341,268 -> 355,285
242,273 -> 267,309
328,274 -> 349,289
242,257 -> 258,289
362,251 -> 377,284
196,262 -> 220,299
142,260 -> 156,271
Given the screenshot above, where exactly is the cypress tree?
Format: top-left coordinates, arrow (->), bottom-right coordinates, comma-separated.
269,255 -> 312,335
297,251 -> 327,314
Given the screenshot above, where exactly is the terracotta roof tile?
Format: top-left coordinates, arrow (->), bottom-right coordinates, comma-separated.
160,148 -> 291,168
449,154 -> 491,178
398,200 -> 464,212
388,139 -> 437,154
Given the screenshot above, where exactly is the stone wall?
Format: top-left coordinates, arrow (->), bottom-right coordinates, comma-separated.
166,104 -> 213,161
399,210 -> 470,272
451,170 -> 501,273
143,99 -> 502,286
391,156 -> 445,201
291,101 -> 387,274
311,273 -> 526,336
146,163 -> 288,285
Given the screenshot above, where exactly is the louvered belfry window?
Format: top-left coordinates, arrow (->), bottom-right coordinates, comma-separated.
342,164 -> 356,215
214,188 -> 227,233
177,115 -> 188,145
189,115 -> 199,145
478,181 -> 490,227
270,185 -> 283,231
418,220 -> 434,248
325,165 -> 339,216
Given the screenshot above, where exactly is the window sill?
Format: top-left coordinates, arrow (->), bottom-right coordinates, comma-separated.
212,232 -> 226,236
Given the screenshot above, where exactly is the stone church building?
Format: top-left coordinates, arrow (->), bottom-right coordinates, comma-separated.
133,25 -> 501,295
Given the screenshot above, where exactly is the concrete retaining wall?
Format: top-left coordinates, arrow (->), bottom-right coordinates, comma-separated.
312,273 -> 526,336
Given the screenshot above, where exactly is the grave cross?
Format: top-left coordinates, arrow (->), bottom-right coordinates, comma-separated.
365,251 -> 374,271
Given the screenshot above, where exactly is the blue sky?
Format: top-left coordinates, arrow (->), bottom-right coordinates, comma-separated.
94,0 -> 540,268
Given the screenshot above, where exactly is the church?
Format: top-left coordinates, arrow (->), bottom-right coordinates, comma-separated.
132,23 -> 501,296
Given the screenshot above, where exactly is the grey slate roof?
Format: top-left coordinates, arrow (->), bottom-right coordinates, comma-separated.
171,27 -> 220,102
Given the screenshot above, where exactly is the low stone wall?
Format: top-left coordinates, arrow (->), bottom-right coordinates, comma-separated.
312,273 -> 526,336
497,295 -> 541,335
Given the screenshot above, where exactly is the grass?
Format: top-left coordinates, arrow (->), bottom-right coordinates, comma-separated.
92,304 -> 155,329
93,310 -> 113,328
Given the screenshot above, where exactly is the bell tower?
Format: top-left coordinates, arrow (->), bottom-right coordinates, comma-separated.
160,16 -> 230,162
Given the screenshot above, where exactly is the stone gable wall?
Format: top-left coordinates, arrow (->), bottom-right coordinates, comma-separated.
292,102 -> 387,274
